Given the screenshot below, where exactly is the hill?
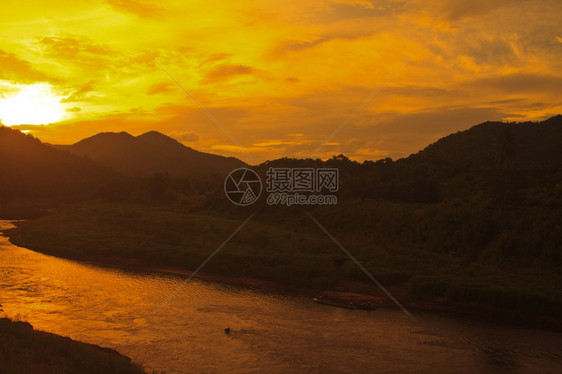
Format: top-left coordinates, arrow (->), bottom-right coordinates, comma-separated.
399,115 -> 562,197
55,130 -> 248,178
0,126 -> 117,217
270,114 -> 562,204
410,115 -> 562,168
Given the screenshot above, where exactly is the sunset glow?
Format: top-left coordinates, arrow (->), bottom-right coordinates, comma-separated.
1,2 -> 562,371
0,83 -> 66,126
0,0 -> 561,162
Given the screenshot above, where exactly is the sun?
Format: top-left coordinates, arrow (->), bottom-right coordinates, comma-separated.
0,83 -> 66,126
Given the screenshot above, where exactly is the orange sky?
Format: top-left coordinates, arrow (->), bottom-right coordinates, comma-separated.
1,0 -> 561,163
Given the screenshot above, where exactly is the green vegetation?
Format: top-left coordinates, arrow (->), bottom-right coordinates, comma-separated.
0,316 -> 145,374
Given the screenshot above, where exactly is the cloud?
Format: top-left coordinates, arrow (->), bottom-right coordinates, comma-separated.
425,0 -> 516,21
203,63 -> 256,83
0,82 -> 20,98
0,50 -> 52,83
106,0 -> 164,18
274,37 -> 330,55
170,131 -> 199,142
211,144 -> 262,153
271,17 -> 389,57
252,139 -> 301,147
460,37 -> 519,66
38,34 -> 152,78
382,85 -> 451,97
203,53 -> 231,64
469,73 -> 562,94
361,106 -> 508,134
353,147 -> 390,158
61,81 -> 96,103
147,82 -> 174,95
314,0 -> 404,23
40,35 -> 113,69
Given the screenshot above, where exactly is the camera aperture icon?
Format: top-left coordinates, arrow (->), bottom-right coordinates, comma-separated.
224,168 -> 262,206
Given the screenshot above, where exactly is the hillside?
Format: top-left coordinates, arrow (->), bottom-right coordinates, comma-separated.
56,130 -> 248,178
410,115 -> 562,167
0,126 -> 117,217
289,115 -> 562,204
399,115 -> 562,196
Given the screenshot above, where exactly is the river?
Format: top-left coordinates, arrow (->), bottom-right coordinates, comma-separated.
0,221 -> 561,373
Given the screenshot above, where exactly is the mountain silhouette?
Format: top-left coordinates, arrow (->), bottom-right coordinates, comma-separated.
407,114 -> 562,169
2,115 -> 560,215
55,131 -> 248,178
255,115 -> 562,204
0,125 -> 118,217
393,114 -> 562,200
0,125 -> 115,198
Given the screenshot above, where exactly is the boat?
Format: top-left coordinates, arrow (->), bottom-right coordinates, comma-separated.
313,296 -> 358,310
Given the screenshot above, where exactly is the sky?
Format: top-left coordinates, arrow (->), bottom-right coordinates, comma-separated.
0,0 -> 561,164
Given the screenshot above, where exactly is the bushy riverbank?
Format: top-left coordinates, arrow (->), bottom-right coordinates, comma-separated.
5,201 -> 562,330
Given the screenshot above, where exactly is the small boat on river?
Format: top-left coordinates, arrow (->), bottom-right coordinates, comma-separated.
313,296 -> 358,310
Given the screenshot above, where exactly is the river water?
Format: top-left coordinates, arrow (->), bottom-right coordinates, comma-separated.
0,221 -> 561,373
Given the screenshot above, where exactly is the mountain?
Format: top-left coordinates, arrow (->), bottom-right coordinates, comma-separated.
3,115 -> 560,216
0,126 -> 117,217
396,115 -> 562,199
256,115 -> 562,204
407,114 -> 562,170
55,131 -> 248,178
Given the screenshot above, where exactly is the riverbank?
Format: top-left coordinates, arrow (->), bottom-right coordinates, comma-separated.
92,263 -> 562,332
0,314 -> 145,374
3,203 -> 561,332
5,233 -> 561,333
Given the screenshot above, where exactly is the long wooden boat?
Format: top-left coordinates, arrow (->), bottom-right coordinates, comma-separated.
313,296 -> 358,310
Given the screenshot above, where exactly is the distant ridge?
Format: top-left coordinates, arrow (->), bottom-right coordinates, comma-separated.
55,131 -> 248,178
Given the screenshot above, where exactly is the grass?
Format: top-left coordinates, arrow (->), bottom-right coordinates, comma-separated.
0,316 -> 146,374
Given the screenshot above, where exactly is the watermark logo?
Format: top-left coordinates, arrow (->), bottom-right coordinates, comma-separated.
266,167 -> 338,206
224,168 -> 262,206
224,167 -> 339,206
266,167 -> 338,193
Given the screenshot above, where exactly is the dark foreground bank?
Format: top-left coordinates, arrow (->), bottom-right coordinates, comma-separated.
0,315 -> 146,374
